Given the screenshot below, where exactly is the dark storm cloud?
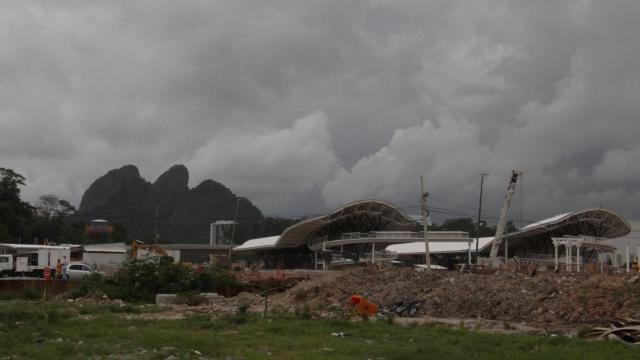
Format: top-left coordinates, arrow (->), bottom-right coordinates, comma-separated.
1,1 -> 640,224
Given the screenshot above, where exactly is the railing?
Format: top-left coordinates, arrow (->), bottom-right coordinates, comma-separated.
551,235 -> 612,248
340,231 -> 469,240
340,232 -> 369,240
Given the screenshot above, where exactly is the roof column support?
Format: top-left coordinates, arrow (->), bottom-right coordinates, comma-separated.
371,242 -> 375,264
600,249 -> 604,273
626,246 -> 630,273
467,241 -> 471,267
553,242 -> 559,272
576,245 -> 581,272
322,237 -> 327,271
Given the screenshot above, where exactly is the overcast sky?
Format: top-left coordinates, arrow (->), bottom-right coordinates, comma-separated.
2,1 -> 640,226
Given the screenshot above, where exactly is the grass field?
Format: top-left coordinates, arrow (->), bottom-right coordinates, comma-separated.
0,301 -> 639,360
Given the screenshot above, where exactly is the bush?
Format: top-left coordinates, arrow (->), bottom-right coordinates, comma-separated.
71,258 -> 238,303
189,267 -> 236,292
70,272 -> 106,298
177,291 -> 206,306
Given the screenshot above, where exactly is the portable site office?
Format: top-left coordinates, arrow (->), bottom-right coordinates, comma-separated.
0,243 -> 83,276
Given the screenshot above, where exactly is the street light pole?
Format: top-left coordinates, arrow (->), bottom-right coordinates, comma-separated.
228,198 -> 241,267
154,206 -> 159,244
420,175 -> 430,272
475,173 -> 488,268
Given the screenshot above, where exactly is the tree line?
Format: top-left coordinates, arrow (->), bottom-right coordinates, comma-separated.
0,167 -> 96,244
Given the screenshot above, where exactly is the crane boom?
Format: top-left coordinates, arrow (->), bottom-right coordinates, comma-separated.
489,170 -> 521,261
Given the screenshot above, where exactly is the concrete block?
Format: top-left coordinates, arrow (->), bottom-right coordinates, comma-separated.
200,292 -> 224,304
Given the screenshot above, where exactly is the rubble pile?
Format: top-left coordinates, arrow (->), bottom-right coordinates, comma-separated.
588,318 -> 640,344
268,268 -> 640,329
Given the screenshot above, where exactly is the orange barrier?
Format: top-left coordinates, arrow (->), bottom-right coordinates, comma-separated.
349,295 -> 378,316
43,267 -> 51,281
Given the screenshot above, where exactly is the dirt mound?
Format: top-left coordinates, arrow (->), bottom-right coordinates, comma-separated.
268,268 -> 640,330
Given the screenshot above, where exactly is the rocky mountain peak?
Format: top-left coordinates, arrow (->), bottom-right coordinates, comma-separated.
74,164 -> 264,243
78,164 -> 148,212
150,164 -> 189,203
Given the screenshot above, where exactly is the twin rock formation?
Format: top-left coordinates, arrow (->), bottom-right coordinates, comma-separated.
76,165 -> 263,243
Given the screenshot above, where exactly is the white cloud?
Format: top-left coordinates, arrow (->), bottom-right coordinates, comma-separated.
322,116 -> 490,210
594,147 -> 640,183
188,111 -> 343,211
1,1 -> 640,224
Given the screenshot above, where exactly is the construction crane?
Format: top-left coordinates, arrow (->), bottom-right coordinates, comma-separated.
489,170 -> 521,264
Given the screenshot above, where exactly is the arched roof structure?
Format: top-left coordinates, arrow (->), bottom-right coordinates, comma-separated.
234,200 -> 416,252
512,208 -> 631,238
385,209 -> 631,257
492,208 -> 631,256
234,205 -> 632,257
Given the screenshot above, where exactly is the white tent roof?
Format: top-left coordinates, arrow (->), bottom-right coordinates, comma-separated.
84,243 -> 127,253
385,237 -> 494,255
509,208 -> 631,239
234,199 -> 415,251
233,236 -> 280,251
0,243 -> 80,250
521,213 -> 571,231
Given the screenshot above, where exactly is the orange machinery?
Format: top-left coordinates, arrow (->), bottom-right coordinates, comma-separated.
130,240 -> 169,260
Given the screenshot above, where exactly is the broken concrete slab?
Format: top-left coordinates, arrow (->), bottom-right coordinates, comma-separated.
200,292 -> 224,304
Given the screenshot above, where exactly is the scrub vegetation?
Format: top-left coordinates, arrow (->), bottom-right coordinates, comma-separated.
69,257 -> 238,302
0,300 -> 638,360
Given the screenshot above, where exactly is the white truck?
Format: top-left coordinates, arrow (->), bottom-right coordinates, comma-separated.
0,254 -> 28,277
0,245 -> 73,278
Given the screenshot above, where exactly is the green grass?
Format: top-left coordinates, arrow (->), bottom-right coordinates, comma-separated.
0,301 -> 638,359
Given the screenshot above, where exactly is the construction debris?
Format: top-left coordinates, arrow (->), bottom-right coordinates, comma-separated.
387,299 -> 425,318
267,267 -> 640,331
588,318 -> 640,345
72,267 -> 640,334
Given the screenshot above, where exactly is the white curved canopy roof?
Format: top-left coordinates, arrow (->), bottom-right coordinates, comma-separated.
235,199 -> 416,252
386,237 -> 494,255
235,206 -> 631,254
233,236 -> 280,251
510,208 -> 631,240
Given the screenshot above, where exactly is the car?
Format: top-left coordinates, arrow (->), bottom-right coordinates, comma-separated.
65,263 -> 103,280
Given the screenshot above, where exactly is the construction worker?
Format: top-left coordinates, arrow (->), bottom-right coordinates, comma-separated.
55,259 -> 62,280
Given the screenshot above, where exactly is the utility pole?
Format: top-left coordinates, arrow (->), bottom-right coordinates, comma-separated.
420,175 -> 430,271
475,173 -> 488,268
154,206 -> 159,244
228,198 -> 241,264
